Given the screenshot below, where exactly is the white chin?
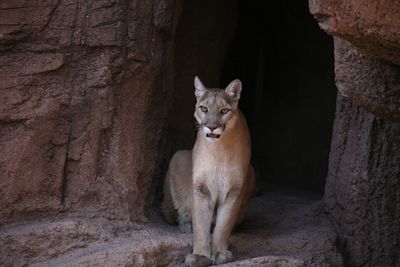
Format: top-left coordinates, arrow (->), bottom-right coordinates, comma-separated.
205,137 -> 220,142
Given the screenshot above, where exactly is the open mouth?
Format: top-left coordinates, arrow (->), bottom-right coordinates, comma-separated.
206,133 -> 221,139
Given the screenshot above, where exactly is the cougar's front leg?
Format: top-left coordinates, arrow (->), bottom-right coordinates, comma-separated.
185,181 -> 214,267
211,186 -> 242,265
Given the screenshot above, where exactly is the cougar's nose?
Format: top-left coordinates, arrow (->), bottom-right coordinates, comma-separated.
207,125 -> 218,131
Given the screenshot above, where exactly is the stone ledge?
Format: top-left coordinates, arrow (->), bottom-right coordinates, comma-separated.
1,190 -> 342,266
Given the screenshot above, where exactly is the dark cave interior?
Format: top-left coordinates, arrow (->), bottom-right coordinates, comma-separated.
168,0 -> 337,195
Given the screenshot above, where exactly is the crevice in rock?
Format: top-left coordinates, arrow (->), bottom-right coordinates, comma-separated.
61,125 -> 72,208
41,0 -> 62,30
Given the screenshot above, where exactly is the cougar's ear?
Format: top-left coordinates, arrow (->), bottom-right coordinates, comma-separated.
194,76 -> 207,100
225,79 -> 242,102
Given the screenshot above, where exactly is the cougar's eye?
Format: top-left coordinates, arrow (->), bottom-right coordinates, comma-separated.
220,108 -> 230,114
199,106 -> 208,113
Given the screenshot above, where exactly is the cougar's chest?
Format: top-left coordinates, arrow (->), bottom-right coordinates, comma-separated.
193,157 -> 236,202
192,146 -> 245,193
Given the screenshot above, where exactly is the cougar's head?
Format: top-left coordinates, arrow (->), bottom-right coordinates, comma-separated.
193,76 -> 242,142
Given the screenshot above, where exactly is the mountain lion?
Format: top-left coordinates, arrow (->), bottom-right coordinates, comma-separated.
162,76 -> 254,267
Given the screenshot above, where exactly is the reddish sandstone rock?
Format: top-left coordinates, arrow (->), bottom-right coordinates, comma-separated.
309,0 -> 400,65
310,1 -> 400,265
0,192 -> 341,266
334,39 -> 400,121
0,0 -> 183,224
309,0 -> 400,121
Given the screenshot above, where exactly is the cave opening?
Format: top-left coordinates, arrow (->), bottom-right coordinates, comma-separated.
168,0 -> 336,196
221,0 -> 337,195
161,2 -> 339,260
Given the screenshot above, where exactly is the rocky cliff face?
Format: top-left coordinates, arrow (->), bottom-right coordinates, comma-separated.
0,0 -> 182,224
309,1 -> 400,266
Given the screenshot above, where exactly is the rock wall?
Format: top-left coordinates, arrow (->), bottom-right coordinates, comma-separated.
309,0 -> 400,120
334,39 -> 400,121
309,0 -> 400,65
0,0 -> 183,225
326,93 -> 400,266
309,0 -> 400,265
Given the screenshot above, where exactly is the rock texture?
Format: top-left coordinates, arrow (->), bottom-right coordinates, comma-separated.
0,217 -> 192,266
309,0 -> 400,65
310,1 -> 400,265
0,191 -> 342,266
310,0 -> 400,121
0,0 -> 182,224
334,39 -> 400,121
325,94 -> 400,267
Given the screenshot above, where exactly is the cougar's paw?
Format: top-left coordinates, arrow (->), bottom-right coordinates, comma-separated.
185,253 -> 212,267
179,222 -> 192,233
213,250 -> 233,265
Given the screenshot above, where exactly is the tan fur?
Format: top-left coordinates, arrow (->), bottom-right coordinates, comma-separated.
162,77 -> 254,267
162,150 -> 193,233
